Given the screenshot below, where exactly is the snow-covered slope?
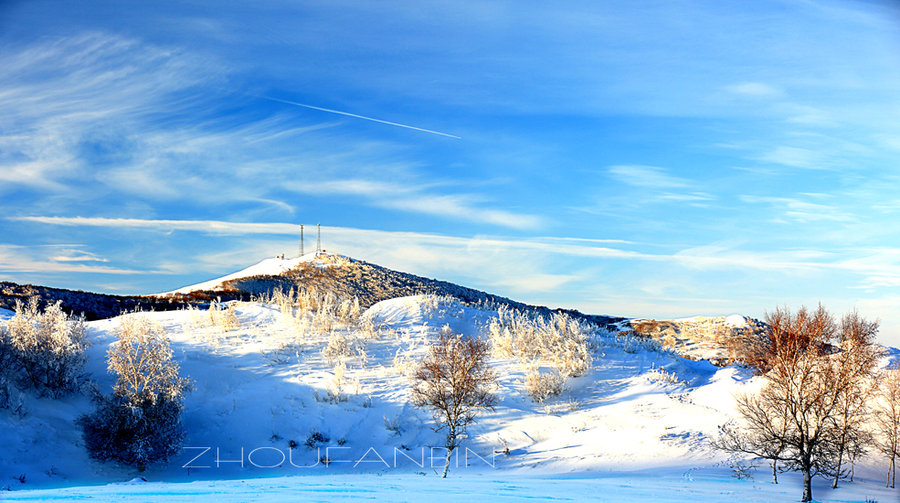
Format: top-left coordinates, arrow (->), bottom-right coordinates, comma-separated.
2,296 -> 896,501
7,469 -> 900,503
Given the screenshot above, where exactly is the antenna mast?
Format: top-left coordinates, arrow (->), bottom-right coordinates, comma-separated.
316,223 -> 321,253
299,224 -> 304,257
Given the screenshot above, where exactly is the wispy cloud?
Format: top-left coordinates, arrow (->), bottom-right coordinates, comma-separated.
0,32 -> 526,229
0,245 -> 142,275
285,178 -> 544,229
781,104 -> 835,127
380,194 -> 542,229
600,165 -> 714,208
658,192 -> 716,203
725,82 -> 783,98
11,216 -> 300,235
49,249 -> 110,263
757,146 -> 825,169
740,195 -> 854,223
607,165 -> 690,189
287,179 -> 423,197
0,32 -> 217,193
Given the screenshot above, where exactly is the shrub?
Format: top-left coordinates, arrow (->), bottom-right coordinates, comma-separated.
305,429 -> 329,448
323,332 -> 351,364
356,317 -> 385,340
487,307 -> 592,378
619,332 -> 665,354
79,391 -> 186,471
324,361 -> 348,403
5,298 -> 87,397
78,312 -> 191,471
209,301 -> 240,330
0,325 -> 21,411
383,414 -> 402,435
268,287 -> 364,338
646,364 -> 683,385
322,331 -> 367,366
523,368 -> 565,403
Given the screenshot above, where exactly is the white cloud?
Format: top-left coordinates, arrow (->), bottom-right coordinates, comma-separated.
0,32 -> 218,192
658,192 -> 716,203
607,165 -> 690,189
0,32 -> 534,229
287,179 -> 421,197
757,146 -> 824,169
380,194 -> 543,229
11,216 -> 300,235
725,82 -> 783,97
49,249 -> 110,263
285,178 -> 544,229
782,104 -> 835,126
0,245 -> 141,275
740,195 -> 854,223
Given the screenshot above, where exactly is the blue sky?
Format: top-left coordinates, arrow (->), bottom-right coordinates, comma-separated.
2,0 -> 900,345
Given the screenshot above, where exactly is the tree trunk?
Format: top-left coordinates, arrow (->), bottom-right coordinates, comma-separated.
441,428 -> 456,479
801,467 -> 812,502
832,447 -> 844,489
889,455 -> 895,489
771,460 -> 778,484
441,447 -> 452,478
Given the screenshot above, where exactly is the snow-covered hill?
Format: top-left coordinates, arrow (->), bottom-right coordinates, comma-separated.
159,252 -> 327,296
3,294 -> 897,502
153,253 -> 625,331
2,297 -> 726,482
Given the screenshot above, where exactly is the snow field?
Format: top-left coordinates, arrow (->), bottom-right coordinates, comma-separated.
2,294 -> 897,501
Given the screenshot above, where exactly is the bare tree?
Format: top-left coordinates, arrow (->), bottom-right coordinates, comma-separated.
410,327 -> 496,478
874,361 -> 900,488
716,305 -> 859,502
824,310 -> 880,488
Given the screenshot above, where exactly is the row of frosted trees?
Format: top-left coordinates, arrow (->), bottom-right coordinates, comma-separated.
0,298 -> 190,471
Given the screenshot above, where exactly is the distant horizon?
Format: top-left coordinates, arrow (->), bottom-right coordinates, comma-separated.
2,1 -> 900,347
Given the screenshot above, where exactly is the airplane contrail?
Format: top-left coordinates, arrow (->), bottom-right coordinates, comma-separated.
260,96 -> 461,139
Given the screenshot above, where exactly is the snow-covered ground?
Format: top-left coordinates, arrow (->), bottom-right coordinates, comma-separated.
2,295 -> 897,501
5,470 -> 898,502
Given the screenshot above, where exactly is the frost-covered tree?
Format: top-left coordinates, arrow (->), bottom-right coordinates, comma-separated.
824,310 -> 880,488
78,313 -> 191,471
875,361 -> 900,488
5,297 -> 87,397
411,328 -> 496,478
0,323 -> 22,411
